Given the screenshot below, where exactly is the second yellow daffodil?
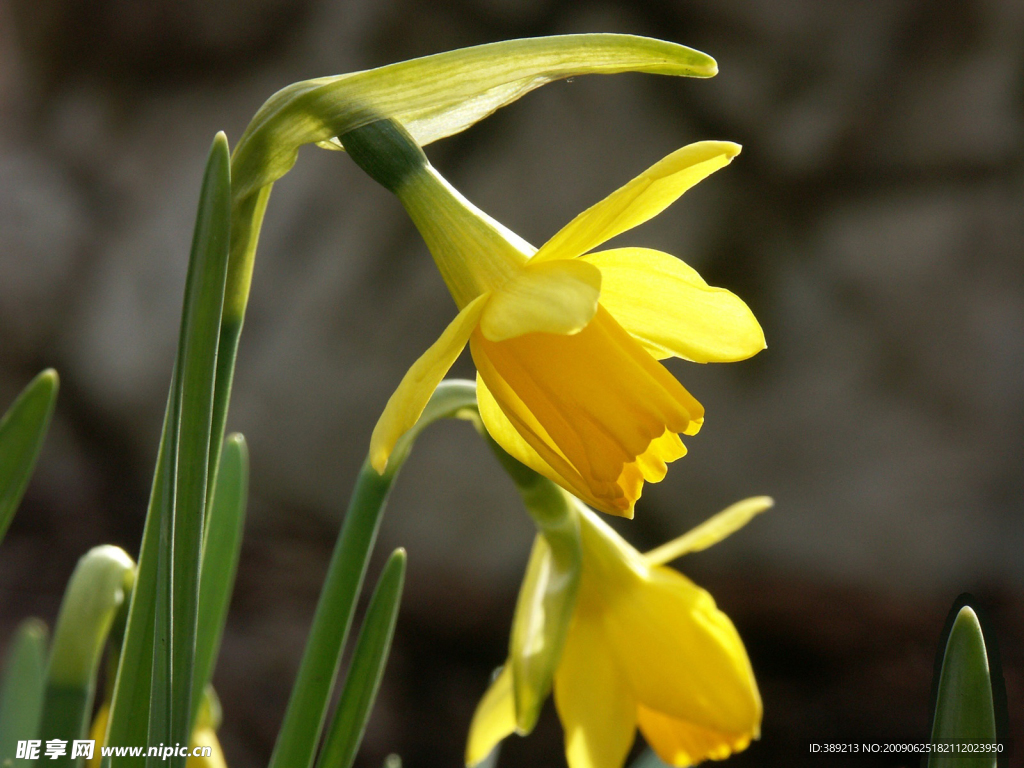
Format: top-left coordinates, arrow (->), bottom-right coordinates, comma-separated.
343,120 -> 765,517
467,496 -> 771,768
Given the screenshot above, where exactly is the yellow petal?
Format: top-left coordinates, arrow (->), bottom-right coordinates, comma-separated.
600,566 -> 762,736
479,260 -> 602,341
582,248 -> 765,362
554,613 -> 637,768
531,142 -> 741,263
471,307 -> 702,517
644,496 -> 774,566
370,293 -> 489,473
188,726 -> 228,768
466,665 -> 518,766
637,704 -> 756,767
87,704 -> 110,768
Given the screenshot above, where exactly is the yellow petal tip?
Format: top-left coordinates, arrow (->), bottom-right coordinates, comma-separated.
369,445 -> 390,475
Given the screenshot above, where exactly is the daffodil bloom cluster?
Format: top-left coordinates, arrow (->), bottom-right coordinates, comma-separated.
343,120 -> 765,518
467,496 -> 771,768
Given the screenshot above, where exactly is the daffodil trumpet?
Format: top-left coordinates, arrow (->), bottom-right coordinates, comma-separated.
468,495 -> 772,768
345,118 -> 766,517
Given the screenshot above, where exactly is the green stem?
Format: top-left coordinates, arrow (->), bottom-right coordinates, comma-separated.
268,380 -> 477,768
267,460 -> 395,768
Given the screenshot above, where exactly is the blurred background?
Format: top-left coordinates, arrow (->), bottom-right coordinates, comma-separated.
1,0 -> 1022,765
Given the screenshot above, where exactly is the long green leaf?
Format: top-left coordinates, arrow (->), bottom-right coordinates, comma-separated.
0,369 -> 58,545
267,461 -> 393,768
35,546 -> 134,767
105,132 -> 231,768
151,130 -> 232,768
268,381 -> 477,768
928,605 -> 998,768
316,549 -> 406,768
191,433 -> 249,727
103,396 -> 173,767
0,619 -> 48,761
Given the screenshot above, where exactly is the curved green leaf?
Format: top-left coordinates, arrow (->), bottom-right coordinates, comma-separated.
105,132 -> 231,768
0,369 -> 58,546
316,549 -> 406,768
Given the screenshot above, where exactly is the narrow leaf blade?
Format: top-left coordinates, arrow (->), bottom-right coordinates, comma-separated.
104,398 -> 173,767
928,605 -> 998,768
316,549 -> 406,768
0,619 -> 48,761
191,433 -> 249,726
159,129 -> 232,768
0,369 -> 58,545
107,132 -> 231,768
268,381 -> 477,768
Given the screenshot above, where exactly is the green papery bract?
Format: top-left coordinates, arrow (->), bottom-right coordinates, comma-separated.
232,34 -> 715,202
225,34 -> 717,323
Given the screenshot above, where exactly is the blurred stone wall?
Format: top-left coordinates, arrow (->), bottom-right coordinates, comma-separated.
1,0 -> 1022,766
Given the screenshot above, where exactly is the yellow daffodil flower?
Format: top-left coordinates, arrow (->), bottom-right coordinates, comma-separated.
467,496 -> 771,768
343,120 -> 765,517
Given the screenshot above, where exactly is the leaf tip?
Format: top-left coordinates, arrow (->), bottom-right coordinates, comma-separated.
385,548 -> 408,577
212,131 -> 230,153
37,368 -> 59,389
